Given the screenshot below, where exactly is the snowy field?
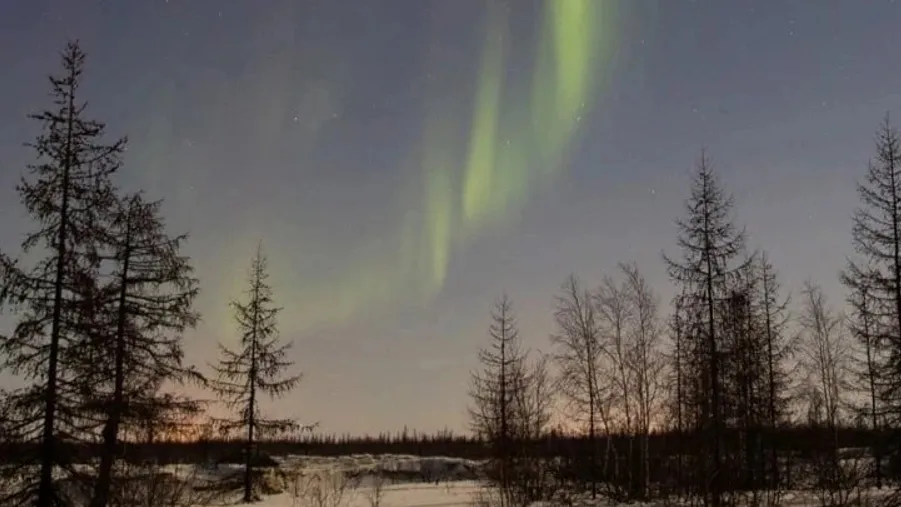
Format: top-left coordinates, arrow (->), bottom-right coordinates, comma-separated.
183,450 -> 892,507
1,453 -> 893,506
1,454 -> 487,507
226,478 -> 483,507
184,453 -> 893,507
191,454 -> 486,506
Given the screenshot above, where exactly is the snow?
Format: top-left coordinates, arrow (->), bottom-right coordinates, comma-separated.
170,454 -> 486,507
246,480 -> 482,507
2,453 -> 894,506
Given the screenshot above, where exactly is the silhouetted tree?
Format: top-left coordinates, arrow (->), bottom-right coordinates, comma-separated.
511,351 -> 556,503
515,352 -> 553,443
0,40 -> 124,507
845,116 -> 901,490
621,263 -> 665,499
87,194 -> 201,507
798,280 -> 851,497
843,262 -> 885,487
596,270 -> 634,494
754,252 -> 793,489
663,152 -> 749,506
550,275 -> 604,499
210,245 -> 300,503
666,291 -> 689,490
469,294 -> 528,507
718,263 -> 770,491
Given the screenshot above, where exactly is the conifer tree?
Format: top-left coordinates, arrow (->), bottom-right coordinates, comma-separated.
210,245 -> 300,503
468,294 -> 529,507
87,194 -> 200,507
0,40 -> 124,507
663,152 -> 749,506
844,116 -> 901,490
842,262 -> 884,487
754,252 -> 792,488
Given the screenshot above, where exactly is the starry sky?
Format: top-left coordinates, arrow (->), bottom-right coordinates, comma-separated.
1,0 -> 901,436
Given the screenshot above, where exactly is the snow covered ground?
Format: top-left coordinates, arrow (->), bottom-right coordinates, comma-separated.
0,454 -> 484,507
273,453 -> 484,483
180,453 -> 892,507
1,453 -> 893,506
240,479 -> 482,507
162,454 -> 486,506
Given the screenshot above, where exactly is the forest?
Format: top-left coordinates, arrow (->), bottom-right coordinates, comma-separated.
1,41 -> 900,507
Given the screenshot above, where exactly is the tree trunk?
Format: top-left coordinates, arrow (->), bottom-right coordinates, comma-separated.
37,59 -> 77,507
90,215 -> 133,507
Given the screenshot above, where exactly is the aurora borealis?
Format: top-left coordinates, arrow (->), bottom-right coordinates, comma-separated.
1,0 -> 901,434
297,0 -> 617,331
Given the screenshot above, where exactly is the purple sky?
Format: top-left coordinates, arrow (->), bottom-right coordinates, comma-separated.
1,0 -> 900,435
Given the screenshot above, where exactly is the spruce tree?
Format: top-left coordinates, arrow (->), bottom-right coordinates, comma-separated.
210,245 -> 300,503
663,152 -> 749,506
844,116 -> 901,489
468,294 -> 528,507
87,194 -> 200,507
842,262 -> 884,488
719,264 -> 765,490
668,291 -> 689,490
755,252 -> 792,489
0,41 -> 124,507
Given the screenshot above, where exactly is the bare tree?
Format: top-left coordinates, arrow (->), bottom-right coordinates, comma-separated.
363,471 -> 387,507
0,40 -> 125,507
595,274 -> 634,438
515,352 -> 553,442
210,244 -> 301,503
550,275 -> 605,499
799,280 -> 859,503
799,281 -> 848,430
595,273 -> 635,497
292,469 -> 355,507
621,262 -> 665,499
512,351 -> 556,503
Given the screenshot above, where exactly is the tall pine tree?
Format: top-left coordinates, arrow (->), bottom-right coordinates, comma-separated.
87,194 -> 201,507
210,245 -> 300,503
663,152 -> 749,506
842,262 -> 884,487
0,41 -> 124,507
844,115 -> 901,489
755,252 -> 792,489
468,294 -> 529,507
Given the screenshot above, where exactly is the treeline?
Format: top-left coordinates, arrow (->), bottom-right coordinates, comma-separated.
0,42 -> 301,505
465,139 -> 901,506
0,425 -> 882,465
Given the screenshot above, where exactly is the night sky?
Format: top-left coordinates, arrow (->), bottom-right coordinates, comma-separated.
1,0 -> 900,435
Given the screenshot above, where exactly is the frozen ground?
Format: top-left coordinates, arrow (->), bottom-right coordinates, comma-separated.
169,454 -> 896,507
0,454 -> 487,506
238,479 -> 482,507
127,454 -> 487,507
1,453 -> 893,506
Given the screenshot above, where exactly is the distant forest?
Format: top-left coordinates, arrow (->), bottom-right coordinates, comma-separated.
0,425 -> 882,464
